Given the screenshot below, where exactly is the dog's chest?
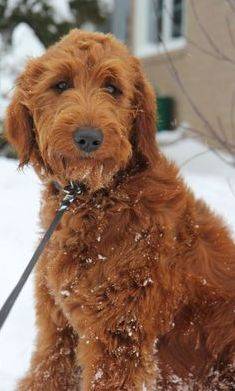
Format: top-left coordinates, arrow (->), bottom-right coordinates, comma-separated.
45,191 -> 163,301
55,188 -> 157,254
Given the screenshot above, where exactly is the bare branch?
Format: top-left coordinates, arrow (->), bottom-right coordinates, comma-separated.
158,132 -> 185,147
154,37 -> 234,153
217,117 -> 230,148
151,0 -> 235,158
180,149 -> 212,168
226,0 -> 235,13
151,0 -> 235,168
227,177 -> 235,198
180,124 -> 235,167
158,0 -> 235,64
210,148 -> 235,167
187,37 -> 228,62
230,91 -> 235,132
226,15 -> 235,49
191,0 -> 235,65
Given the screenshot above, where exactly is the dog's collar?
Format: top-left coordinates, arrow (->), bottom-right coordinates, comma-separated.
50,153 -> 148,198
52,180 -> 86,197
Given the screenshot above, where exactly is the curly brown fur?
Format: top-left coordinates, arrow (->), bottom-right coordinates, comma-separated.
5,29 -> 235,390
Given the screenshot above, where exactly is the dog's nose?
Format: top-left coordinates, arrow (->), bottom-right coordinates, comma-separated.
74,127 -> 103,153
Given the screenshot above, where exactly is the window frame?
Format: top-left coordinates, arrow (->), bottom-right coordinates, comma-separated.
133,0 -> 186,58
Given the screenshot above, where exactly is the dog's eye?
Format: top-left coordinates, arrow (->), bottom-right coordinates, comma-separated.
54,81 -> 71,93
104,84 -> 122,98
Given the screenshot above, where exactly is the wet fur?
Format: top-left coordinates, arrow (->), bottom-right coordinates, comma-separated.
5,30 -> 235,390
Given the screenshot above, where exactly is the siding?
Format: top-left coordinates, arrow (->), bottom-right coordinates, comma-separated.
138,0 -> 235,147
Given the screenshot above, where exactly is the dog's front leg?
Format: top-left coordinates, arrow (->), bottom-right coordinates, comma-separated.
62,288 -> 158,391
17,268 -> 81,391
77,338 -> 154,391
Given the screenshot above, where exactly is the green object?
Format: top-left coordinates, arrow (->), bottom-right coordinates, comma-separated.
157,96 -> 175,131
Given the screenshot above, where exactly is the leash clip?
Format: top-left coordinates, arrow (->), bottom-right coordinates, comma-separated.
59,181 -> 85,211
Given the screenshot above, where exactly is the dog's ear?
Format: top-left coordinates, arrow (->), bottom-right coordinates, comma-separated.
5,60 -> 43,167
132,59 -> 158,165
5,88 -> 35,167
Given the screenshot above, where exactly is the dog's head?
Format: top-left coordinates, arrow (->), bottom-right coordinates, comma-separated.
5,29 -> 157,191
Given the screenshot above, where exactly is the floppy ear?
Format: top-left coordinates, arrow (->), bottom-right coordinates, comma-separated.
5,88 -> 35,167
5,57 -> 46,167
132,61 -> 158,166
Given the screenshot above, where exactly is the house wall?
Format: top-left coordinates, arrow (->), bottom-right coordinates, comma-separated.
132,0 -> 235,146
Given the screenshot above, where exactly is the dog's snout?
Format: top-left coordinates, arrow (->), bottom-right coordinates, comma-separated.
74,127 -> 103,153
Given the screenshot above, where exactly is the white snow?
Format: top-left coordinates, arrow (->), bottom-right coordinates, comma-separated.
94,368 -> 103,381
48,0 -> 74,23
0,23 -> 45,119
143,278 -> 154,287
60,289 -> 71,298
98,254 -> 107,261
159,130 -> 235,235
0,130 -> 235,389
0,159 -> 41,390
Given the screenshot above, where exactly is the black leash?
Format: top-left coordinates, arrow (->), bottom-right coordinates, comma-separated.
0,181 -> 84,332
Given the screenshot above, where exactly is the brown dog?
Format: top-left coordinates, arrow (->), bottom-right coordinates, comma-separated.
5,29 -> 235,390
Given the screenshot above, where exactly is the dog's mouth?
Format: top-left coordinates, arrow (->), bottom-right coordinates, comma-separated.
50,149 -> 147,194
70,158 -> 120,191
44,151 -> 122,192
39,128 -> 133,192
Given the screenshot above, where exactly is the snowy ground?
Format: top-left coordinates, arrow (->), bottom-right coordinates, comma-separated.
0,132 -> 235,390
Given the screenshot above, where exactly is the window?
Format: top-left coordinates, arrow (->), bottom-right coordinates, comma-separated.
111,0 -> 131,42
133,0 -> 186,57
148,0 -> 164,44
172,0 -> 184,38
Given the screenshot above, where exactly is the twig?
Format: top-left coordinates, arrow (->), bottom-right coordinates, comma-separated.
226,15 -> 235,49
158,131 -> 186,147
227,177 -> 235,198
155,41 -> 234,153
210,148 -> 235,167
217,117 -> 230,148
226,0 -> 235,13
187,38 -> 228,62
191,0 -> 235,65
180,124 -> 235,167
230,91 -> 235,133
151,0 -> 235,157
180,149 -> 211,168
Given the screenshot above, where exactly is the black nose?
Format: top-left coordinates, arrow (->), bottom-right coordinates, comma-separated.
74,127 -> 103,153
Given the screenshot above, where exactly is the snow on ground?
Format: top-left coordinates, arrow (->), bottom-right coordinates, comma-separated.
0,131 -> 235,390
0,159 -> 41,390
159,130 -> 235,235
